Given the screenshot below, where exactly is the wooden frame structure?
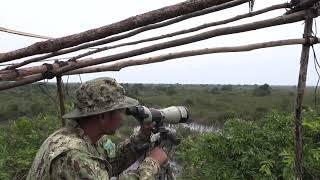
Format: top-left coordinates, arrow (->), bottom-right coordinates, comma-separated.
1,0 -> 319,178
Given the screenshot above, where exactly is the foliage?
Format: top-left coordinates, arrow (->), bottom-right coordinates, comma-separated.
221,85 -> 233,91
0,114 -> 61,180
176,111 -> 320,179
1,83 -> 320,179
0,83 -> 77,122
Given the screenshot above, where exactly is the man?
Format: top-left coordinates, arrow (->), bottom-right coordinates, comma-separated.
27,77 -> 168,180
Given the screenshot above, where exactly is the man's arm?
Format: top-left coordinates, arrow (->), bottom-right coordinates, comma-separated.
100,123 -> 167,177
108,131 -> 151,176
118,157 -> 160,180
118,147 -> 168,180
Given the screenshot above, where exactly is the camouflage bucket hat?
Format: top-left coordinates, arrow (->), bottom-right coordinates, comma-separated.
63,77 -> 139,119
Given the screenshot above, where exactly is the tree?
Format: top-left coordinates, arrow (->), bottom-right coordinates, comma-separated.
253,83 -> 271,96
221,85 -> 233,91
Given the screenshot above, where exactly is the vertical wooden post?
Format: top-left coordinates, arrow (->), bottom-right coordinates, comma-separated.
56,75 -> 66,126
294,17 -> 313,180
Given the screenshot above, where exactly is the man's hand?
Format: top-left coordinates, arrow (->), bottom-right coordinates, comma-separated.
147,147 -> 168,166
139,121 -> 155,141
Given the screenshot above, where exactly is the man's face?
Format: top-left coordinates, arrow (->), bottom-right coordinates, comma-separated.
100,110 -> 124,135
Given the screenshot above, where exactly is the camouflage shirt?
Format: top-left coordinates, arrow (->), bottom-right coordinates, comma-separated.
26,120 -> 160,180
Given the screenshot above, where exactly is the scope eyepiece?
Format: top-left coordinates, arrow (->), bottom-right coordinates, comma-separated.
125,106 -> 149,122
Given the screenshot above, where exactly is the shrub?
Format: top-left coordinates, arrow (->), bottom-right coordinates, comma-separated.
177,111 -> 320,179
0,114 -> 61,180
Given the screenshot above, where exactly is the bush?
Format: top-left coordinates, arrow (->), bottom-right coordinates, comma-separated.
176,111 -> 320,179
0,114 -> 61,180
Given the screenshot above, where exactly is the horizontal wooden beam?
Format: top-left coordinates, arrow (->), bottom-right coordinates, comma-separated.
4,0 -> 250,69
1,37 -> 319,91
0,0 -> 235,63
54,10 -> 319,75
68,2 -> 290,62
0,74 -> 43,91
0,10 -> 318,82
65,37 -> 320,75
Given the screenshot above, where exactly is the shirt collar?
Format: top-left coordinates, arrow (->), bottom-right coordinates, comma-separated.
66,119 -> 95,145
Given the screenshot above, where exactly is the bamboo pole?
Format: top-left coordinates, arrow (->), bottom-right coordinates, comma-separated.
64,38 -> 320,75
0,0 -> 235,63
56,75 -> 66,126
294,17 -> 313,180
0,10 -> 317,81
1,37 -> 319,91
4,0 -> 250,69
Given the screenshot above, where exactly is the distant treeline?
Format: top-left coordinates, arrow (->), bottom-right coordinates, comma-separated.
1,82 -> 319,126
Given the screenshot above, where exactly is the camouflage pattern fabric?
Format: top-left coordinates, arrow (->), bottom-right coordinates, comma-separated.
118,157 -> 160,180
62,77 -> 138,119
26,120 -> 160,180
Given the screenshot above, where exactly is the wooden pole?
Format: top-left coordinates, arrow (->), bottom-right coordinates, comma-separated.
68,2 -> 290,62
65,38 -> 320,75
294,17 -> 313,180
48,11 -> 320,76
0,0 -> 235,63
4,0 -> 250,69
0,58 -> 92,81
0,10 -> 316,81
56,75 -> 66,126
0,74 -> 43,90
1,37 -> 319,91
0,27 -> 53,39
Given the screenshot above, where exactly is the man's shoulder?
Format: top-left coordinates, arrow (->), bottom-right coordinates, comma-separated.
50,127 -> 87,147
51,149 -> 113,178
36,127 -> 88,161
47,127 -> 80,141
52,149 -> 95,164
27,128 -> 90,179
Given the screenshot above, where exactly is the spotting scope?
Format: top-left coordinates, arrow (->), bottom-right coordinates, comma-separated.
126,105 -> 189,125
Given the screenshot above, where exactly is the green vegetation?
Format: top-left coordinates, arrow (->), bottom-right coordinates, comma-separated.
0,114 -> 61,179
0,83 -> 320,179
1,83 -> 319,126
177,111 -> 320,179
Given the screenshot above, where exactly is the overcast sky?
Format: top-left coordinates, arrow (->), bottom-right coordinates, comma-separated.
1,0 -> 320,85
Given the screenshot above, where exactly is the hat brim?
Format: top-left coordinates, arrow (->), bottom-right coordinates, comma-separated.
62,96 -> 139,119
